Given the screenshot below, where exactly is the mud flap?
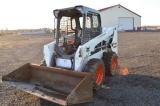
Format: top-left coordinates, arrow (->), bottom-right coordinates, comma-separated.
2,63 -> 93,106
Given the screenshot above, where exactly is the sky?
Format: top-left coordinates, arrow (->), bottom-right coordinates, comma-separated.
0,0 -> 160,30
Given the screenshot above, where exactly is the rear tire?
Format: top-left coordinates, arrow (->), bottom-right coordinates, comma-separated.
83,59 -> 105,90
103,51 -> 118,76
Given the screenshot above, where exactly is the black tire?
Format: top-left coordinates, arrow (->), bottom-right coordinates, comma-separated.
83,59 -> 105,90
40,53 -> 56,67
103,51 -> 118,76
51,54 -> 56,67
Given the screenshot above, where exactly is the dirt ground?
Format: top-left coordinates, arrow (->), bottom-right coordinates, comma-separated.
0,32 -> 160,106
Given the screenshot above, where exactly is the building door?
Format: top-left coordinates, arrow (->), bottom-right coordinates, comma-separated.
118,17 -> 134,31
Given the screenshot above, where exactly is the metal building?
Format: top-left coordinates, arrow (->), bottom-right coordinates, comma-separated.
99,4 -> 141,31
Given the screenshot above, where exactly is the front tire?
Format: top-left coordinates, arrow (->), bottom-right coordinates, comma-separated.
103,51 -> 118,76
83,59 -> 105,90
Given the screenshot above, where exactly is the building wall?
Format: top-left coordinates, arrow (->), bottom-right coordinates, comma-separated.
100,5 -> 141,30
20,30 -> 46,35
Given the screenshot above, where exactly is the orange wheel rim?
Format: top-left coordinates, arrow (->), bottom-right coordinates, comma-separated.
96,65 -> 104,85
112,57 -> 117,71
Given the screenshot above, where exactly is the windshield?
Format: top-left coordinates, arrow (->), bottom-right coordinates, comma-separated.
56,15 -> 83,54
60,17 -> 74,35
58,16 -> 83,46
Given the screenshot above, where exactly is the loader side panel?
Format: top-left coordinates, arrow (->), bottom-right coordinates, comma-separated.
111,28 -> 118,54
74,27 -> 118,71
43,42 -> 55,67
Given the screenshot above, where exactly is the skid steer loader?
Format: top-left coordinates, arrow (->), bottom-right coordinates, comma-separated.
2,5 -> 118,106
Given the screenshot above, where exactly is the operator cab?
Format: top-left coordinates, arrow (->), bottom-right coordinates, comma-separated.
53,5 -> 102,55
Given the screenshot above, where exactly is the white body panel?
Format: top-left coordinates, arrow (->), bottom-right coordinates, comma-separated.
43,41 -> 55,66
43,27 -> 118,71
56,58 -> 72,68
111,28 -> 118,54
74,27 -> 117,71
74,47 -> 104,71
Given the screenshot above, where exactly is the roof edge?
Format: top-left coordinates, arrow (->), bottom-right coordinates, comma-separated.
99,4 -> 118,12
99,4 -> 141,17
